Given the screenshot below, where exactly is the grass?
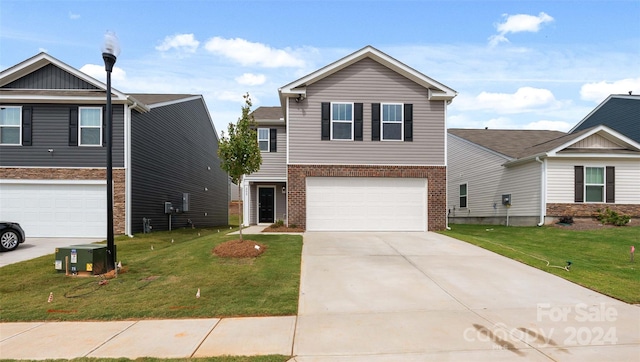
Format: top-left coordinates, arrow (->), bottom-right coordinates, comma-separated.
440,224 -> 640,304
0,227 -> 302,322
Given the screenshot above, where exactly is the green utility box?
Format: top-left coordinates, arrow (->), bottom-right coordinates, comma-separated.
54,244 -> 112,275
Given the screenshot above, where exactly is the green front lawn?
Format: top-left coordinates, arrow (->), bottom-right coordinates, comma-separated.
0,228 -> 302,322
440,224 -> 640,304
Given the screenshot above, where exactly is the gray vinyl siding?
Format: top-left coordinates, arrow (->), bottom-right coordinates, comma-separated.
246,125 -> 286,179
3,64 -> 99,90
288,58 -> 446,165
130,98 -> 228,233
0,104 -> 124,167
447,134 -> 541,219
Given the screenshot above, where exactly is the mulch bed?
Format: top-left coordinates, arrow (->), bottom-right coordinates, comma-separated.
552,218 -> 637,231
263,226 -> 305,233
213,239 -> 266,258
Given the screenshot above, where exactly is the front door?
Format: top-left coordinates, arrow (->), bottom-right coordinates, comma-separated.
258,187 -> 275,223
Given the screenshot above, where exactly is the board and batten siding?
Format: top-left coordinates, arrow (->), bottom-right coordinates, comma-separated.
246,125 -> 286,179
3,63 -> 100,90
447,134 -> 541,217
546,158 -> 640,204
0,104 -> 125,167
130,98 -> 228,233
288,58 -> 446,166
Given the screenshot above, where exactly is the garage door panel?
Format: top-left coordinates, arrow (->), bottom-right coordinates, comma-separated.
306,177 -> 427,232
0,183 -> 106,237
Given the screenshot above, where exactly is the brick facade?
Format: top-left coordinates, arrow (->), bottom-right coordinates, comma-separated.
547,203 -> 640,218
0,167 -> 126,234
287,164 -> 447,231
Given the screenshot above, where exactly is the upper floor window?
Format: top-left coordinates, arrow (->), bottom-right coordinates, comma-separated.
331,103 -> 353,140
459,183 -> 468,208
79,107 -> 102,146
0,106 -> 22,145
258,128 -> 270,152
585,167 -> 605,202
381,103 -> 403,141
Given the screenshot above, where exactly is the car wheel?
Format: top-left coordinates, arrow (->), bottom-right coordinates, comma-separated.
0,230 -> 21,251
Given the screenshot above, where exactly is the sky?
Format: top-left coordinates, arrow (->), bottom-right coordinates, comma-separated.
1,0 -> 639,135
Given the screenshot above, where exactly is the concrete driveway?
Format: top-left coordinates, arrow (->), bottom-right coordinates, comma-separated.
293,232 -> 640,361
0,237 -> 104,267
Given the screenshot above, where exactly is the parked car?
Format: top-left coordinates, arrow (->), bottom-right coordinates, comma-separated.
0,222 -> 26,251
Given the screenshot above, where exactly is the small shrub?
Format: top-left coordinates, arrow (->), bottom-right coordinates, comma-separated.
272,219 -> 285,228
558,215 -> 574,224
289,224 -> 298,229
596,207 -> 631,226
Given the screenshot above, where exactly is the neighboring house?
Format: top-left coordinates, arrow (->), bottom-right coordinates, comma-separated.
243,46 -> 457,231
570,94 -> 640,144
447,125 -> 640,226
0,53 -> 228,237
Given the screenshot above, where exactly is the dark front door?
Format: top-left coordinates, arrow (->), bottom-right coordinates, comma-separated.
258,187 -> 275,223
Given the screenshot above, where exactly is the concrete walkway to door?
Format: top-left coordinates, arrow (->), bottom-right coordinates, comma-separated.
292,232 -> 640,361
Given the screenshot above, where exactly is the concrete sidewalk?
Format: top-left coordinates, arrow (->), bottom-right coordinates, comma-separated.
2,231 -> 639,361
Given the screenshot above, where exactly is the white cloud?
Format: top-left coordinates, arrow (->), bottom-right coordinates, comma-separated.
523,120 -> 572,132
68,12 -> 80,20
79,64 -> 126,83
454,87 -> 561,114
489,12 -> 554,46
235,73 -> 266,86
580,77 -> 640,102
204,37 -> 305,68
156,33 -> 199,53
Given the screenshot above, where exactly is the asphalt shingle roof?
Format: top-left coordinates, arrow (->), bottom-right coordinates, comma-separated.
448,129 -> 567,159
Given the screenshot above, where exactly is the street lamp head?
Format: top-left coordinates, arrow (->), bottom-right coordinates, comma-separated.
102,31 -> 120,72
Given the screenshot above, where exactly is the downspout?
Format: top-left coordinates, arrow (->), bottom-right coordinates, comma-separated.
125,101 -> 137,237
535,156 -> 546,226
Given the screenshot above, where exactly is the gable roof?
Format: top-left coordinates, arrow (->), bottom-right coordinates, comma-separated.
128,93 -> 199,107
278,45 -> 457,107
252,106 -> 283,121
569,94 -> 640,143
0,52 -> 153,112
449,125 -> 640,165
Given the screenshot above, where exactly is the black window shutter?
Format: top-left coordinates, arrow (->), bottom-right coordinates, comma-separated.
321,102 -> 330,140
270,128 -> 277,152
371,103 -> 380,141
69,106 -> 78,146
606,166 -> 615,203
354,103 -> 363,141
102,107 -> 107,147
404,104 -> 413,142
574,166 -> 584,202
22,106 -> 33,146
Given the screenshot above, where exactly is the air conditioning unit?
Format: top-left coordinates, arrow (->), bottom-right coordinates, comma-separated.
55,244 -> 112,275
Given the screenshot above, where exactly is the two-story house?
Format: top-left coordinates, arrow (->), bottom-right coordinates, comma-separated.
0,53 -> 229,238
243,46 -> 457,231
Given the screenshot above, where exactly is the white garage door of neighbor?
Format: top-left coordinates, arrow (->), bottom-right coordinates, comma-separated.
306,177 -> 427,231
0,182 -> 107,238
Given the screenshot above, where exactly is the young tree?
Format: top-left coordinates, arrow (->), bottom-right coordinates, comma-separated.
218,93 -> 262,241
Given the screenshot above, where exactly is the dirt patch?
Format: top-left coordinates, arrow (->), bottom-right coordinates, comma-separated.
263,225 -> 305,233
213,239 -> 266,258
552,217 -> 637,231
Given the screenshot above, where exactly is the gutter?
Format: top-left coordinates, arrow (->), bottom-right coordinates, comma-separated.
535,156 -> 546,226
124,101 -> 137,237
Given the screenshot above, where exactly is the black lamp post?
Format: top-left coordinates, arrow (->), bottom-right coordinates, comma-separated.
102,32 -> 120,271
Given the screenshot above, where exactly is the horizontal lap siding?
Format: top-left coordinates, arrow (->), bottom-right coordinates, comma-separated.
0,104 -> 125,167
247,125 -> 286,179
547,158 -> 640,204
288,58 -> 445,166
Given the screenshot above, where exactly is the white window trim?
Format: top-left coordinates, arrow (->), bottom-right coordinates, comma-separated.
330,102 -> 354,141
257,127 -> 270,152
79,107 -> 103,147
381,103 -> 404,141
584,166 -> 606,203
0,105 -> 22,146
459,182 -> 468,208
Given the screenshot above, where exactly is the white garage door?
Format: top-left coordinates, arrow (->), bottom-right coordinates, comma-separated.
0,182 -> 106,238
306,177 -> 427,231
